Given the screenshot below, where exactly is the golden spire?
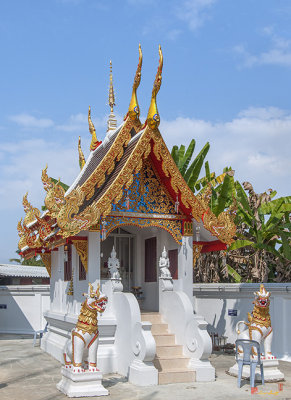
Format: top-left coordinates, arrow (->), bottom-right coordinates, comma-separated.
108,60 -> 116,113
107,61 -> 117,132
78,136 -> 86,170
147,44 -> 163,130
127,44 -> 143,122
88,106 -> 101,152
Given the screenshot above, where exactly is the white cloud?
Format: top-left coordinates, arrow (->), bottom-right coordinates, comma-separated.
9,113 -> 54,129
177,0 -> 217,31
234,28 -> 291,68
161,106 -> 291,197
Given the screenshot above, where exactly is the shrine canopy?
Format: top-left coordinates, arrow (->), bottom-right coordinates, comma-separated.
17,45 -> 236,274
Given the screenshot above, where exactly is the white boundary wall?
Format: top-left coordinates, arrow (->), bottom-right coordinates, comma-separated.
193,283 -> 291,361
0,285 -> 50,334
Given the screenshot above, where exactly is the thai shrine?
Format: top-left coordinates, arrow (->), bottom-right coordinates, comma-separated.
17,45 -> 236,386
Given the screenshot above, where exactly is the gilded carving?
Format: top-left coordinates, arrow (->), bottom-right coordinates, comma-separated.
22,193 -> 40,226
72,239 -> 88,272
193,244 -> 203,267
147,45 -> 163,130
105,215 -> 182,244
41,253 -> 52,277
127,44 -> 143,122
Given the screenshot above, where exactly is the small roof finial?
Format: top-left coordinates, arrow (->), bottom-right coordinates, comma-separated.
147,44 -> 163,130
88,106 -> 102,152
78,136 -> 86,170
107,60 -> 117,132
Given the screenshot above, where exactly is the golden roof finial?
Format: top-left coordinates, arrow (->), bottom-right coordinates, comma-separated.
88,106 -> 102,151
127,44 -> 143,122
109,60 -> 116,113
147,44 -> 163,130
78,136 -> 86,170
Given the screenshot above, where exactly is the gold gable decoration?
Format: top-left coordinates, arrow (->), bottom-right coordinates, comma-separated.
72,239 -> 88,272
41,253 -> 52,277
147,45 -> 163,130
105,215 -> 183,244
22,193 -> 40,226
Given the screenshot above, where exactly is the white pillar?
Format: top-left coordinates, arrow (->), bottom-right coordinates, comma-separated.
178,235 -> 193,303
87,231 -> 101,287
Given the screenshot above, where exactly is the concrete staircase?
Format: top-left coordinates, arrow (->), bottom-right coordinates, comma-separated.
141,312 -> 196,385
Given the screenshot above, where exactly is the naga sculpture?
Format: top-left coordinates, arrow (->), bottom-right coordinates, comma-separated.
236,284 -> 274,359
63,283 -> 108,372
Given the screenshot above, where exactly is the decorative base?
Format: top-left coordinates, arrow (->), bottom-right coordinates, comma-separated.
57,367 -> 109,397
128,360 -> 158,386
188,359 -> 215,382
228,359 -> 284,382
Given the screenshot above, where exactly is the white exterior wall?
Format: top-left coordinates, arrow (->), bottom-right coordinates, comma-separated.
193,283 -> 291,361
0,285 -> 50,334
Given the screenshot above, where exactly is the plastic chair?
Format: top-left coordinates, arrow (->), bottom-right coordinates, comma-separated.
235,339 -> 264,388
33,322 -> 48,347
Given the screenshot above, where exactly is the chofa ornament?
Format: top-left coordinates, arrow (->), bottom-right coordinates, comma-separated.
236,284 -> 274,359
63,283 -> 108,373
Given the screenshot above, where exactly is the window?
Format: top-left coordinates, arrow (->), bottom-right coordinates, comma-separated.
168,249 -> 178,279
64,243 -> 72,281
145,237 -> 157,282
79,258 -> 86,281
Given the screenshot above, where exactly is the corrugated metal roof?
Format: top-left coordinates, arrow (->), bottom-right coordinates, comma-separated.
0,264 -> 49,278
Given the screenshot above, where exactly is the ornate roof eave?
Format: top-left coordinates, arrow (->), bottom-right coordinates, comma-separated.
76,125 -> 236,245
79,115 -> 142,201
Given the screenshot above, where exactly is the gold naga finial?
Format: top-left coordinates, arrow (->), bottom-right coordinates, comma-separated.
108,60 -> 116,113
22,192 -> 40,226
78,136 -> 86,170
88,106 -> 102,152
127,44 -> 143,122
146,44 -> 163,130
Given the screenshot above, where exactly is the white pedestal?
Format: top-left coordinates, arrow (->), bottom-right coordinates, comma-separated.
57,367 -> 109,397
228,359 -> 284,382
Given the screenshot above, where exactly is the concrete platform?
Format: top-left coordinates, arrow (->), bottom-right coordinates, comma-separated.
0,334 -> 291,400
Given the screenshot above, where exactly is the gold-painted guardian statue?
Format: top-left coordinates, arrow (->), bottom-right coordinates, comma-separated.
236,284 -> 274,360
63,283 -> 108,373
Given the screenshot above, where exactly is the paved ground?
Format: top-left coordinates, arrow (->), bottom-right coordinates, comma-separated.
0,334 -> 290,400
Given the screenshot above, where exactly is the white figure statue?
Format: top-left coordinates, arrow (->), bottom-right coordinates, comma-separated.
63,283 -> 108,373
108,246 -> 121,280
159,247 -> 172,279
236,284 -> 274,359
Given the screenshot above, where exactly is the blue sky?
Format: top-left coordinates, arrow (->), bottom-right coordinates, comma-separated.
1,0 -> 291,263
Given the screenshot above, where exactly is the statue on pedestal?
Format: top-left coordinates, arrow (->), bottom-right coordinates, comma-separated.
159,246 -> 171,279
236,284 -> 273,359
57,283 -> 109,397
108,246 -> 121,280
63,283 -> 108,372
228,284 -> 284,382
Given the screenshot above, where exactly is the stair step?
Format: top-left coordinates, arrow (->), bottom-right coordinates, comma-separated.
141,312 -> 162,324
156,345 -> 183,357
154,356 -> 189,371
158,369 -> 196,385
151,323 -> 168,335
153,334 -> 175,346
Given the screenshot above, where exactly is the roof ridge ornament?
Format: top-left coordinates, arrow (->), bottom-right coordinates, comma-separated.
88,106 -> 102,151
146,44 -> 163,130
107,60 -> 117,132
78,136 -> 86,170
127,44 -> 143,122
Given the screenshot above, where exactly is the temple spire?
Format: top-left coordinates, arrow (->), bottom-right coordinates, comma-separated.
147,44 -> 163,130
107,60 -> 117,132
127,44 -> 143,122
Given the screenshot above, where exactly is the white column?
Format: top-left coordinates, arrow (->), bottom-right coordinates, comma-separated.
178,235 -> 193,303
87,231 -> 101,287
